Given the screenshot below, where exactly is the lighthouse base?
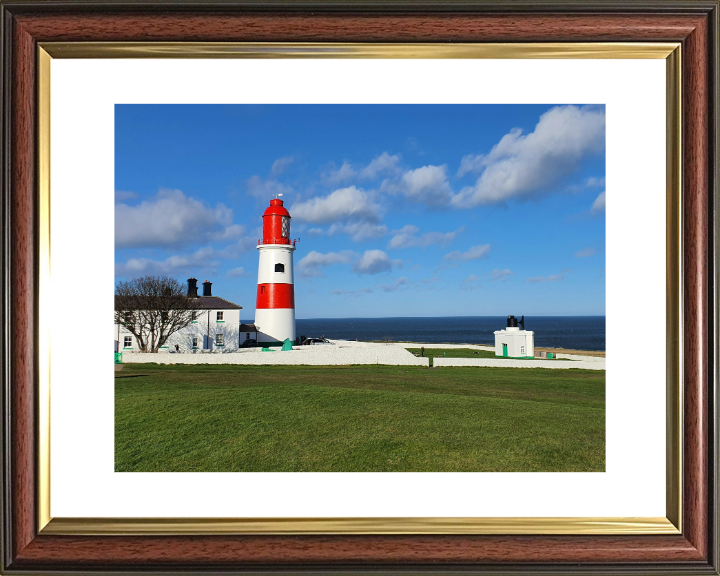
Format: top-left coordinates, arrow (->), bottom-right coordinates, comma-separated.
255,308 -> 296,346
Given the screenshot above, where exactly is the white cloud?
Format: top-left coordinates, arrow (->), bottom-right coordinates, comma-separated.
290,186 -> 382,224
526,273 -> 565,283
359,152 -> 401,179
462,273 -> 480,283
324,161 -> 356,184
490,268 -> 514,281
443,244 -> 491,262
226,267 -> 247,278
376,277 -> 410,292
328,222 -> 388,242
457,154 -> 485,178
395,164 -> 454,205
245,175 -> 293,200
296,250 -> 356,278
323,153 -> 401,184
211,224 -> 246,241
575,247 -> 596,258
421,276 -> 442,285
388,224 -> 464,249
585,176 -> 605,188
352,250 -> 402,275
115,190 -> 138,201
331,287 -> 374,296
115,246 -> 219,278
270,156 -> 294,177
115,189 -> 235,250
215,234 -> 259,259
451,105 -> 605,207
591,191 -> 606,213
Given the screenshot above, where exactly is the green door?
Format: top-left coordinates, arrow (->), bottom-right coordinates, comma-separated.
502,344 -> 508,357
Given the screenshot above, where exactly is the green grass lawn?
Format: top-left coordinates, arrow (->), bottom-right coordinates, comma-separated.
115,364 -> 605,473
406,348 -> 572,366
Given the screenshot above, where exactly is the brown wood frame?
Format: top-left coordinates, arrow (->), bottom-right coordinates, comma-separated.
1,1 -> 717,573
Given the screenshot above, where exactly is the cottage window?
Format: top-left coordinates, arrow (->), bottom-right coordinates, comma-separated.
192,337 -> 198,348
217,311 -> 224,321
275,263 -> 285,273
123,336 -> 132,348
216,334 -> 224,346
191,311 -> 197,321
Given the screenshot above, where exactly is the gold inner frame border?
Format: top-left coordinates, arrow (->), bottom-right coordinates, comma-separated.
36,41 -> 682,536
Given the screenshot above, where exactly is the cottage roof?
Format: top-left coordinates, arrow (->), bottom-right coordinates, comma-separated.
193,296 -> 242,310
239,323 -> 257,331
114,295 -> 242,311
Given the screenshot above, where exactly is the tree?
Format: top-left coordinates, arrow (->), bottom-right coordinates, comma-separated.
115,276 -> 202,353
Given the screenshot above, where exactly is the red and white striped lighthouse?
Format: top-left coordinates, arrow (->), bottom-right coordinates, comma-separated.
255,198 -> 296,346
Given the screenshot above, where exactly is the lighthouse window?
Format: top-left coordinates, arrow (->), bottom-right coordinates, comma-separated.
281,216 -> 290,238
275,263 -> 285,273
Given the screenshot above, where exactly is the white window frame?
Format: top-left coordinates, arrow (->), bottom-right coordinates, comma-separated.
216,311 -> 224,321
216,333 -> 224,346
123,336 -> 132,348
192,337 -> 198,348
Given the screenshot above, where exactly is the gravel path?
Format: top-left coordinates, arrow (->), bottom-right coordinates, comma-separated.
122,340 -> 429,366
433,358 -> 605,370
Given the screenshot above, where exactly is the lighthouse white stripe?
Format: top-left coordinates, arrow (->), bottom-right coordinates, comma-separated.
255,308 -> 296,343
257,245 -> 295,285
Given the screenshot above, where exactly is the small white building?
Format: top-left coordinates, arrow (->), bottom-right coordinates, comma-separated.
494,315 -> 534,359
114,278 -> 243,353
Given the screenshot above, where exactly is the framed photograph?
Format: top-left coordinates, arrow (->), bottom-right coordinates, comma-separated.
1,1 -> 717,574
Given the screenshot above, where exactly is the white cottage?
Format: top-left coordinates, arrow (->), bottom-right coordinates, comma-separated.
114,278 -> 243,353
494,315 -> 534,359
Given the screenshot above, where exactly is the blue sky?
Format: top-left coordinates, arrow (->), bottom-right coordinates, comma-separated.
115,104 -> 605,319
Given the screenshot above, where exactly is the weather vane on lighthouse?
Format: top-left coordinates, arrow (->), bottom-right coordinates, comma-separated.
255,196 -> 297,346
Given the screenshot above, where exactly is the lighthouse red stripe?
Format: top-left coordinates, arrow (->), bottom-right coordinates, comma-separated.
256,283 -> 295,309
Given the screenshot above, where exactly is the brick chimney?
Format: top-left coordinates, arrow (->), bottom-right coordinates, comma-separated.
202,280 -> 212,297
187,277 -> 198,298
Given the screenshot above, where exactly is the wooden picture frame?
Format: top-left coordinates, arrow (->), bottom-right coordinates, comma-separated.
1,1 -> 717,573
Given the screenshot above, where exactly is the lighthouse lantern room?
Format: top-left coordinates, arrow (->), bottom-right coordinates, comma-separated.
255,198 -> 296,346
494,315 -> 534,359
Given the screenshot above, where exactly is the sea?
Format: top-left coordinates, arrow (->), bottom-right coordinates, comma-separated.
296,316 -> 605,352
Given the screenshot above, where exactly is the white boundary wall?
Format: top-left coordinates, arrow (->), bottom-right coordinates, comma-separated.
433,358 -> 605,371
121,340 -> 429,367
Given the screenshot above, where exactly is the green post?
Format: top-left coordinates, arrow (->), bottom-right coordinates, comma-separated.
281,338 -> 293,351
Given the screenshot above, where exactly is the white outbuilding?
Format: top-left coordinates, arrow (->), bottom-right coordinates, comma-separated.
494,315 -> 534,359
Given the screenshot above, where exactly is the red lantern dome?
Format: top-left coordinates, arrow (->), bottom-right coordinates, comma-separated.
261,199 -> 291,245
